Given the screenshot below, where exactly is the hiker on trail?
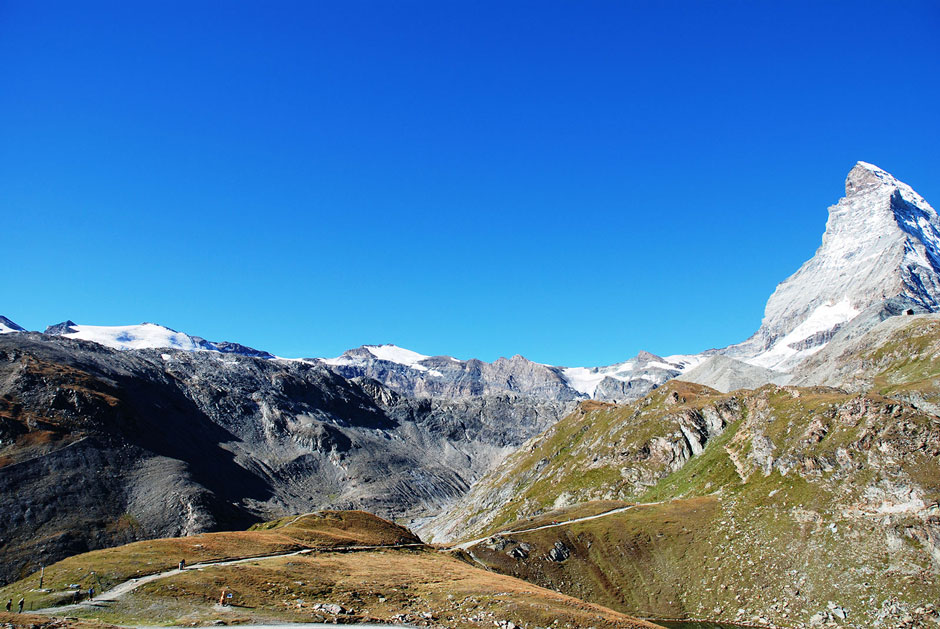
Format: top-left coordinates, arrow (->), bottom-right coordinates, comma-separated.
5,598 -> 11,612
179,559 -> 186,570
17,598 -> 23,613
89,587 -> 94,599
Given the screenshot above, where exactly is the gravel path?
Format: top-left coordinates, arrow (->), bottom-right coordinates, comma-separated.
133,625 -> 417,629
35,543 -> 425,614
453,501 -> 667,550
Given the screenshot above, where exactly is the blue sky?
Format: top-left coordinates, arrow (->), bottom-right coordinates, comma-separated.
2,1 -> 939,365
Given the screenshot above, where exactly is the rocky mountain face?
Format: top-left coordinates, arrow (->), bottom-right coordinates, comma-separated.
722,162 -> 940,372
675,354 -> 792,393
0,332 -> 569,584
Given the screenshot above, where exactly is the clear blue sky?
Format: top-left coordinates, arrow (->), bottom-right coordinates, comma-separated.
2,1 -> 938,365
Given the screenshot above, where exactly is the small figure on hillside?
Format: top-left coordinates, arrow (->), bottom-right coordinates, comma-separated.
88,587 -> 94,599
5,598 -> 11,612
17,598 -> 24,613
179,559 -> 186,570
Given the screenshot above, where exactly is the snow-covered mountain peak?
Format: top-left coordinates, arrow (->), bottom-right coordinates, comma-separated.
728,162 -> 940,371
847,160 -> 895,191
48,322 -> 206,351
363,344 -> 430,366
844,161 -> 930,208
0,316 -> 26,334
321,344 -> 434,370
44,321 -> 273,358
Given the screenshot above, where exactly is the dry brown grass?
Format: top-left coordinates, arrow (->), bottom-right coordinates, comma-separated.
0,611 -> 118,629
5,508 -> 662,628
125,548 -> 662,628
0,510 -> 420,610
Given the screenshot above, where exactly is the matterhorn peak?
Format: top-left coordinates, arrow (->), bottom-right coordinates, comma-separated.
845,161 -> 898,195
844,161 -> 932,209
727,161 -> 940,371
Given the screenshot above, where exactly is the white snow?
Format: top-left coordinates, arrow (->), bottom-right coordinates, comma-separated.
0,322 -> 21,334
364,344 -> 430,367
663,354 -> 708,371
57,323 -> 204,352
786,299 -> 859,344
560,353 -> 707,398
746,299 -> 859,370
319,356 -> 353,366
320,344 -> 432,371
856,161 -> 932,209
561,367 -> 614,397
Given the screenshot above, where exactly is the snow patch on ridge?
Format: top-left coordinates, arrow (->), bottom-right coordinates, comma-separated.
561,354 -> 705,397
561,364 -> 634,397
321,344 -> 432,371
746,299 -> 859,370
364,344 -> 431,367
57,323 -> 204,351
0,316 -> 25,334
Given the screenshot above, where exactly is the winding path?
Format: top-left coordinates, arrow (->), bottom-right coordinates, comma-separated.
36,543 -> 425,614
453,501 -> 666,550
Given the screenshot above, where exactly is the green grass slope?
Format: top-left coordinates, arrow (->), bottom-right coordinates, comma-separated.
793,314 -> 940,413
452,382 -> 940,628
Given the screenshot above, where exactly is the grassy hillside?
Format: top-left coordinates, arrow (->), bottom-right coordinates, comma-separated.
449,382 -> 940,628
794,314 -> 940,412
422,382 -> 739,541
0,510 -> 660,629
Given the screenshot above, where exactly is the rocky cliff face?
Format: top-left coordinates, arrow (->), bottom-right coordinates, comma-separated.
723,162 -> 940,372
0,333 -> 569,583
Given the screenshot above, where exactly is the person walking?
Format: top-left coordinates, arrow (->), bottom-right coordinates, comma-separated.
5,598 -> 11,612
17,598 -> 24,613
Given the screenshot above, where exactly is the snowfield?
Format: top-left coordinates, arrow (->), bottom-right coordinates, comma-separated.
56,323 -> 205,351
